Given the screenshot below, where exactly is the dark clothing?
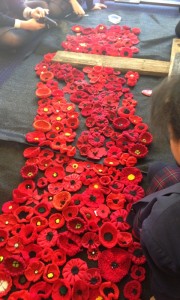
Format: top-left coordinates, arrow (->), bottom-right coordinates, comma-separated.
175,20 -> 180,38
127,181 -> 180,300
0,0 -> 26,27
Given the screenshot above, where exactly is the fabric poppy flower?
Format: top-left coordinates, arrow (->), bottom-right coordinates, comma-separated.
84,268 -> 102,289
0,270 -> 12,297
1,200 -> 19,214
52,278 -> 72,300
38,247 -> 54,263
110,209 -> 130,231
128,242 -> 146,265
49,213 -> 65,229
106,192 -> 125,210
67,217 -> 87,234
35,86 -> 52,98
109,181 -> 124,193
130,265 -> 146,282
34,201 -> 51,217
98,247 -> 131,282
0,229 -> 8,247
119,153 -> 137,167
62,205 -> 78,221
87,147 -> 107,160
37,228 -> 58,248
118,231 -> 133,248
20,164 -> 38,179
52,191 -> 71,211
72,279 -> 89,300
129,143 -> 148,158
33,119 -> 52,132
22,243 -> 42,262
30,215 -> 48,232
17,179 -> 36,195
62,258 -> 88,285
103,157 -> 119,167
25,131 -> 46,144
123,280 -> 142,300
99,281 -> 119,299
81,232 -> 100,249
87,248 -> 100,261
99,222 -> 118,248
8,290 -> 31,300
123,184 -> 145,203
82,188 -> 104,208
0,214 -> 17,231
80,169 -> 98,186
23,146 -> 41,158
120,167 -> 143,185
57,232 -> 81,257
29,281 -> 52,299
95,204 -> 110,219
53,249 -> 67,266
45,166 -> 65,183
80,207 -> 97,223
24,260 -> 45,282
6,235 -> 24,254
129,114 -> 142,125
70,194 -> 84,207
63,173 -> 82,192
43,263 -> 60,283
4,255 -> 26,276
134,122 -> 148,133
14,206 -> 34,223
113,117 -> 130,130
66,160 -> 85,174
139,131 -> 153,145
13,273 -> 30,290
48,182 -> 64,195
19,224 -> 37,245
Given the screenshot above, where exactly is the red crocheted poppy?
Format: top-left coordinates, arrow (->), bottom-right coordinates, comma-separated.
87,248 -> 100,261
25,131 -> 46,144
25,260 -> 45,282
65,160 -> 84,174
48,182 -> 64,195
99,175 -> 111,187
70,194 -> 84,207
95,204 -> 110,219
103,157 -> 119,167
35,86 -> 51,98
22,243 -> 42,261
0,214 -> 17,231
80,169 -> 98,186
109,181 -> 124,193
67,217 -> 87,234
123,280 -> 142,300
87,147 -> 107,160
14,206 -> 34,224
106,193 -> 125,210
29,281 -> 52,299
20,164 -> 38,179
98,247 -> 131,282
63,173 -> 82,192
62,205 -> 78,221
33,119 -> 52,132
129,143 -> 148,158
49,213 -> 65,229
43,263 -> 60,283
50,122 -> 64,133
99,222 -> 118,248
38,247 -> 54,263
34,201 -> 51,217
13,274 -> 30,290
17,179 -> 35,195
52,278 -> 72,300
4,255 -> 26,276
0,270 -> 12,297
81,232 -> 100,249
106,146 -> 122,160
45,166 -> 65,183
118,231 -> 133,248
120,167 -> 143,185
62,258 -> 88,285
123,184 -> 145,203
52,191 -> 71,211
72,279 -> 89,300
117,106 -> 135,118
37,228 -> 58,248
30,215 -> 48,232
19,224 -> 37,245
113,117 -> 130,130
130,265 -> 146,282
40,70 -> 54,82
23,146 -> 41,158
99,281 -> 119,299
134,122 -> 148,133
1,200 -> 19,214
84,268 -> 102,289
82,188 -> 105,208
8,290 -> 30,300
128,242 -> 146,265
139,131 -> 153,145
80,207 -> 97,223
57,232 -> 81,257
119,153 -> 137,167
53,249 -> 66,266
0,229 -> 8,247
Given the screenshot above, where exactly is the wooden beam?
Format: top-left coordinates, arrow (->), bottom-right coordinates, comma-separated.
169,39 -> 180,76
53,51 -> 170,76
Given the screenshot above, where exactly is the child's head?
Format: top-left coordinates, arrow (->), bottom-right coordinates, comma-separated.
151,75 -> 180,164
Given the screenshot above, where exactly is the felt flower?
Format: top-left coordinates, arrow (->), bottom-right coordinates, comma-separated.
8,290 -> 31,300
45,166 -> 65,183
123,184 -> 145,203
37,228 -> 58,248
98,248 -> 131,282
43,263 -> 60,283
24,260 -> 45,282
81,232 -> 100,249
57,232 -> 81,257
66,160 -> 85,174
72,279 -> 89,300
52,278 -> 72,300
139,131 -> 153,145
120,167 -> 143,185
82,188 -> 104,208
130,265 -> 146,282
123,280 -> 142,300
29,281 -> 52,299
62,258 -> 88,285
80,169 -> 98,185
99,281 -> 119,299
19,224 -> 37,245
110,209 -> 130,231
129,143 -> 148,158
67,217 -> 87,234
49,213 -> 65,229
52,191 -> 71,211
106,193 -> 125,210
1,201 -> 19,214
30,215 -> 48,232
87,248 -> 100,261
53,249 -> 66,266
14,206 -> 34,223
13,274 -> 30,290
84,268 -> 102,289
0,229 -> 8,247
4,255 -> 26,276
118,231 -> 133,248
99,222 -> 118,248
63,173 -> 82,192
6,236 -> 24,254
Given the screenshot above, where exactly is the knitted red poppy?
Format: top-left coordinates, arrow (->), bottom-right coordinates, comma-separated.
99,222 -> 118,248
81,232 -> 100,249
4,255 -> 26,276
24,260 -> 44,282
43,263 -> 60,283
62,258 -> 88,285
99,281 -> 119,299
84,268 -> 102,289
72,279 -> 89,300
123,184 -> 145,203
130,265 -> 146,282
52,278 -> 72,300
57,232 -> 81,257
49,213 -> 65,229
8,290 -> 31,300
37,228 -> 58,248
29,281 -> 52,299
0,270 -> 12,297
123,280 -> 142,300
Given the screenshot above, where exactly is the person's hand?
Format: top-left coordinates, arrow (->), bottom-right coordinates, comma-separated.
150,297 -> 155,300
30,7 -> 49,19
20,18 -> 46,31
91,2 -> 107,10
69,0 -> 85,15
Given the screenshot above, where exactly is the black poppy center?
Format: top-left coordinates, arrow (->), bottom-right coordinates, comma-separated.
18,211 -> 29,219
90,195 -> 96,202
90,277 -> 98,284
88,239 -> 94,245
46,232 -> 53,241
59,286 -> 68,295
111,261 -> 119,269
74,200 -> 80,205
134,248 -> 143,257
0,237 -> 4,242
130,190 -> 137,196
71,266 -> 79,275
19,275 -> 27,284
38,206 -> 46,213
132,288 -> 137,295
136,270 -> 141,276
29,251 -> 36,258
70,180 -> 76,185
104,232 -> 113,241
117,216 -> 123,222
104,287 -> 114,296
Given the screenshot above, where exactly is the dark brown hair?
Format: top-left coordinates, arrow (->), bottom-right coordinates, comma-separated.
150,75 -> 180,141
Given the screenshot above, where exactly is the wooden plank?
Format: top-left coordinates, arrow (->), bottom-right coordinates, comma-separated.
169,39 -> 180,76
53,51 -> 170,76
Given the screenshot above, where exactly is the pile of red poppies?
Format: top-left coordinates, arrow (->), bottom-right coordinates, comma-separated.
0,25 -> 153,300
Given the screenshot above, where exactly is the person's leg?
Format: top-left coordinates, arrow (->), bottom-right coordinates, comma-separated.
45,0 -> 73,18
175,20 -> 180,37
0,27 -> 44,51
146,162 -> 180,195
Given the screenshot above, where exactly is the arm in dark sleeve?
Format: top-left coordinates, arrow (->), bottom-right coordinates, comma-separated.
85,0 -> 94,10
0,12 -> 15,27
6,0 -> 26,15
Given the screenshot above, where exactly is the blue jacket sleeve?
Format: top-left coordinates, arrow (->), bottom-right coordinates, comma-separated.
0,0 -> 26,27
